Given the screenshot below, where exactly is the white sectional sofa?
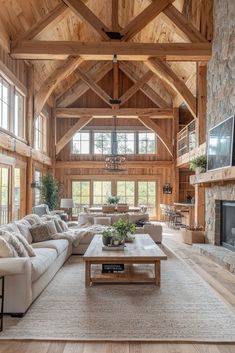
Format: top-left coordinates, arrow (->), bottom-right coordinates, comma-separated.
0,212 -> 162,315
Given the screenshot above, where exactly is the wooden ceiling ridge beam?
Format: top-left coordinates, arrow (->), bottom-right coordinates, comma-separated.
10,41 -> 212,61
14,3 -> 69,43
55,107 -> 173,118
75,66 -> 112,106
56,116 -> 93,155
34,56 -> 83,119
56,61 -> 113,107
62,0 -> 111,40
120,0 -> 175,42
119,70 -> 154,106
138,116 -> 173,157
119,61 -> 169,108
146,58 -> 196,118
163,4 -> 208,43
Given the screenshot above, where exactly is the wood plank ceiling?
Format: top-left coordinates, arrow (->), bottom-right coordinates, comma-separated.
0,0 -> 212,154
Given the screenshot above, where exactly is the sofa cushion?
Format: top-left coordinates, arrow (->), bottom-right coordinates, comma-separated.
128,213 -> 149,224
0,231 -> 29,257
45,220 -> 57,236
24,214 -> 43,226
14,219 -> 33,243
79,231 -> 95,245
30,223 -> 53,243
32,239 -> 69,256
0,223 -> 21,236
94,217 -> 111,226
31,248 -> 57,282
14,233 -> 36,257
111,213 -> 128,225
58,219 -> 69,231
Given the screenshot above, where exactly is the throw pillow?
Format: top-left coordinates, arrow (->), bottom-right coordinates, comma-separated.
14,233 -> 36,257
46,220 -> 57,236
0,231 -> 29,257
58,219 -> 69,231
94,217 -> 111,226
54,219 -> 63,233
14,220 -> 33,243
24,214 -> 43,225
29,223 -> 53,243
0,236 -> 18,258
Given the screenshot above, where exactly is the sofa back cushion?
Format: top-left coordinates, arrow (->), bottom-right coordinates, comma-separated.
0,231 -> 29,257
111,213 -> 128,225
30,223 -> 53,243
24,214 -> 43,226
94,217 -> 111,226
14,233 -> 36,257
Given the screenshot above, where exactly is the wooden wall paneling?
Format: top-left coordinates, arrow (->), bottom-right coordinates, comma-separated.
194,184 -> 205,228
179,170 -> 195,203
197,62 -> 207,145
0,46 -> 27,88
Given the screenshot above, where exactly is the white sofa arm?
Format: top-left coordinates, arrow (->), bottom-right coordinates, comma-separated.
0,258 -> 32,314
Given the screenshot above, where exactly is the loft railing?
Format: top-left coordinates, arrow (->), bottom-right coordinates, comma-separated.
177,119 -> 197,158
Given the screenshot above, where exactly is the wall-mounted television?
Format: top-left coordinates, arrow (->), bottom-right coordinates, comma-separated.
207,115 -> 235,171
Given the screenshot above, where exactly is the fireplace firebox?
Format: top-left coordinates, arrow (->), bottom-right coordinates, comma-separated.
221,201 -> 235,252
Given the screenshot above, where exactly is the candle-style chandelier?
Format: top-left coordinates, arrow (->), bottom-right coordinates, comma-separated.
104,116 -> 126,172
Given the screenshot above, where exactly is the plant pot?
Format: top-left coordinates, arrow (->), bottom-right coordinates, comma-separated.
195,167 -> 205,175
181,229 -> 205,245
102,235 -> 112,246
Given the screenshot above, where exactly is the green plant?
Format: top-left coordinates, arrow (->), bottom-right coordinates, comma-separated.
112,219 -> 136,240
189,155 -> 207,172
106,195 -> 120,204
40,174 -> 61,211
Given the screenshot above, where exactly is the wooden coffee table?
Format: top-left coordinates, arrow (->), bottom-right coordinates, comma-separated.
83,234 -> 167,287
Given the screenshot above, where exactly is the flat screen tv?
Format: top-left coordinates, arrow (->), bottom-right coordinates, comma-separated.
207,115 -> 235,171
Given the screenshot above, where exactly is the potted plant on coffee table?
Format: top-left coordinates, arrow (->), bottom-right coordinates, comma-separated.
112,219 -> 136,243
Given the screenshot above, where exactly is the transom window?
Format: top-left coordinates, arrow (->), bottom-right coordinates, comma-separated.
93,181 -> 112,205
72,132 -> 90,154
35,114 -> 47,153
94,132 -> 112,154
117,132 -> 135,154
138,132 -> 156,154
0,77 -> 10,130
71,130 -> 156,155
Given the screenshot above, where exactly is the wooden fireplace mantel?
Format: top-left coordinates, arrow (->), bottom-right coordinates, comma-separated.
190,166 -> 235,186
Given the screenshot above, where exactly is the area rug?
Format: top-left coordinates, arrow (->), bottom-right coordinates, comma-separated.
1,248 -> 235,342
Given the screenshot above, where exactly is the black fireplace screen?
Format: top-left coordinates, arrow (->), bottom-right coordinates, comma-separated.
221,201 -> 235,251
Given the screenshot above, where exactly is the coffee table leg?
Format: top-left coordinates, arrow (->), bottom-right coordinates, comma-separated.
85,261 -> 91,287
155,261 -> 161,285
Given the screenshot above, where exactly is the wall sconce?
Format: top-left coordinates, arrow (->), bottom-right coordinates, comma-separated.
163,183 -> 172,194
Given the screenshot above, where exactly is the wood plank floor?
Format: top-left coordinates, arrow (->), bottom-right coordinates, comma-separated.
1,225 -> 235,353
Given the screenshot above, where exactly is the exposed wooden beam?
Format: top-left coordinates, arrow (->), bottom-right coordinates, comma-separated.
56,116 -> 93,155
119,71 -> 154,106
55,160 -> 173,168
15,3 -> 69,43
163,4 -> 208,43
75,66 -> 112,106
34,56 -> 83,118
119,61 -> 169,108
121,0 -> 174,41
57,61 -> 113,107
62,0 -> 111,40
138,116 -> 173,157
146,58 -> 196,118
11,41 -> 212,61
55,107 -> 173,118
112,0 -> 119,32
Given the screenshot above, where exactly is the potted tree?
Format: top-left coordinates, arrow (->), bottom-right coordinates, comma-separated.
189,155 -> 207,175
40,174 -> 61,211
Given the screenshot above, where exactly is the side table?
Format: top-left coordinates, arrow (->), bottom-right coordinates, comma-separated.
0,276 -> 4,331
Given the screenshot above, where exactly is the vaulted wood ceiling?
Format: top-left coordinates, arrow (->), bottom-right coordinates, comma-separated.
0,0 -> 212,122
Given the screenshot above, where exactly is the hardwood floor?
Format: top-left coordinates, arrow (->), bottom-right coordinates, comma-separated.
1,225 -> 234,353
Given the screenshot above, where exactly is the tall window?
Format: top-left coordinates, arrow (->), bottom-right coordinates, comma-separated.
35,114 -> 47,152
72,132 -> 90,154
34,170 -> 41,206
117,132 -> 135,154
94,132 -> 111,154
0,77 -> 10,130
14,91 -> 24,138
14,168 -> 21,220
0,166 -> 9,225
138,132 -> 156,154
117,181 -> 135,205
72,181 -> 90,213
93,181 -> 111,205
138,181 -> 156,216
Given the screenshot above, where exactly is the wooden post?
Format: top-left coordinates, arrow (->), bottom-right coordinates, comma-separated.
197,63 -> 207,145
26,64 -> 34,214
113,60 -> 119,109
173,107 -> 179,203
194,184 -> 205,228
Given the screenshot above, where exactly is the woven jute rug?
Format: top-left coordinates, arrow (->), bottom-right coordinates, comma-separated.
1,247 -> 235,341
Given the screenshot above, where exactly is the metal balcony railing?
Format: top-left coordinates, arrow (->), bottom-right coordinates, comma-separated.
177,120 -> 197,158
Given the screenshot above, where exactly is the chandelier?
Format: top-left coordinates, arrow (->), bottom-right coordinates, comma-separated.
104,116 -> 126,172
